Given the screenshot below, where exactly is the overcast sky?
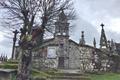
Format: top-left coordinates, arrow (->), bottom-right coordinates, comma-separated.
72,0 -> 120,44
1,0 -> 120,58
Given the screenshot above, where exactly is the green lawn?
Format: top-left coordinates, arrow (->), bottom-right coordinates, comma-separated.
1,61 -> 120,80
89,73 -> 120,80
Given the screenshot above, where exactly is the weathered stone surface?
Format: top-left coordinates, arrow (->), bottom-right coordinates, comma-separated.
48,70 -> 91,80
0,69 -> 17,80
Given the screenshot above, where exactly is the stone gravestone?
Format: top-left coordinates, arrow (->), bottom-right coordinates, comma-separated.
0,69 -> 17,80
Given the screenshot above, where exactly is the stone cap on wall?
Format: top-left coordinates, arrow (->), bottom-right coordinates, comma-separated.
0,69 -> 17,73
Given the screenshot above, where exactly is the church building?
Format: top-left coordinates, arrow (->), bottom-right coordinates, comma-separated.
32,10 -> 107,71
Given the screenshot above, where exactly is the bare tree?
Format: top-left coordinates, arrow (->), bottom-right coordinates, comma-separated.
0,0 -> 75,80
0,0 -> 42,80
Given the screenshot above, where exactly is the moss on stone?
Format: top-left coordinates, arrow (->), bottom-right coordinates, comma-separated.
0,63 -> 18,69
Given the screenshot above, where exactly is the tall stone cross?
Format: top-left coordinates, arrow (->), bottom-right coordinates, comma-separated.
12,30 -> 19,59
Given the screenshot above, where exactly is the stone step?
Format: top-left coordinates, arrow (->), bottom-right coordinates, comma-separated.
48,76 -> 91,80
51,72 -> 84,76
48,73 -> 90,80
47,69 -> 91,80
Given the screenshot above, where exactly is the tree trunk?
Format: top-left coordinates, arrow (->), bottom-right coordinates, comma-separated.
16,48 -> 32,80
35,32 -> 43,46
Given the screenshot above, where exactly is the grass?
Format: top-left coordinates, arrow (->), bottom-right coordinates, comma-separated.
0,61 -> 52,79
1,61 -> 120,80
88,72 -> 120,80
0,60 -> 18,69
32,69 -> 61,79
32,69 -> 50,78
0,63 -> 18,69
0,62 -> 50,79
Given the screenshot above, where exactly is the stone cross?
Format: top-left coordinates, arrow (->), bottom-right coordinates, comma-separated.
12,30 -> 19,59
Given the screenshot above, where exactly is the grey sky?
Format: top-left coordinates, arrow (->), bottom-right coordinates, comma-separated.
0,0 -> 120,58
72,0 -> 120,43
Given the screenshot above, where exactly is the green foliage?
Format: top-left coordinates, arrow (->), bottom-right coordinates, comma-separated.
11,74 -> 16,80
0,60 -> 18,69
44,69 -> 58,75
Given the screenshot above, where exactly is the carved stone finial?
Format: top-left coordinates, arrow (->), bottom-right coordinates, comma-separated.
79,31 -> 85,46
100,23 -> 104,29
100,23 -> 108,49
93,37 -> 96,48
